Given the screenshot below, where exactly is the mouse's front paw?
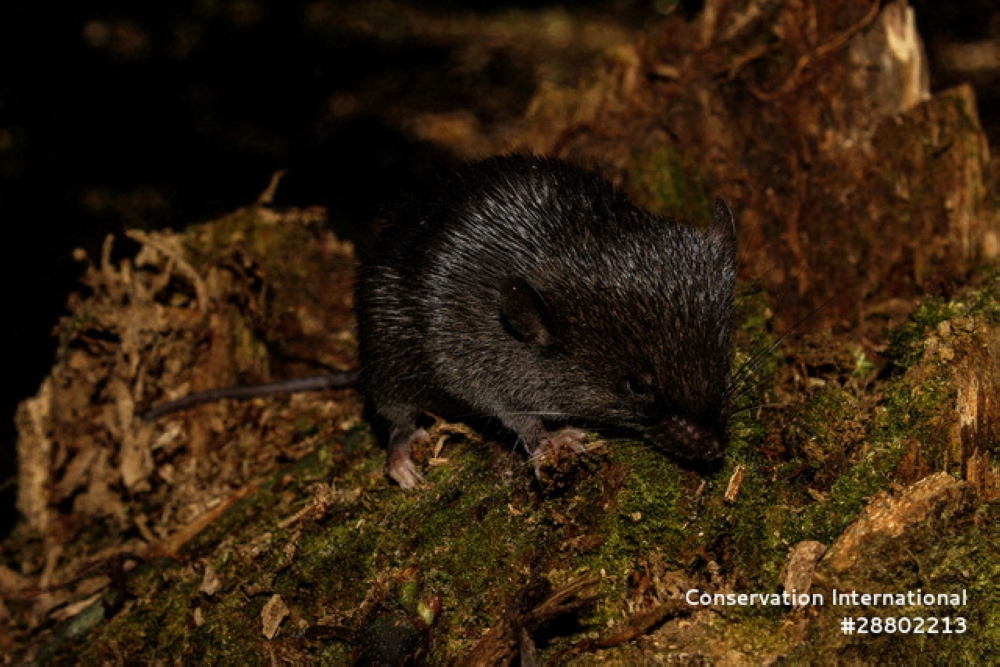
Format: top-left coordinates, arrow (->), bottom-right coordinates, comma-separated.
530,427 -> 589,479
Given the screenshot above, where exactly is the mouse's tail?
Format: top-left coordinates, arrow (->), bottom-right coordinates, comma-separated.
141,371 -> 360,421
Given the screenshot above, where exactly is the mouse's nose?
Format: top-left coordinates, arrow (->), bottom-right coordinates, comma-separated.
653,414 -> 726,461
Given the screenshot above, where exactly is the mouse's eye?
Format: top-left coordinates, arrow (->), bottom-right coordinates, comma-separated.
624,375 -> 655,400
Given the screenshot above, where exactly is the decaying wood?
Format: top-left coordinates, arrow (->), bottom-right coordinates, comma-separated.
521,0 -> 997,332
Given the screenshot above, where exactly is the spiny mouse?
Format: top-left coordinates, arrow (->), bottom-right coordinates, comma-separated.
145,154 -> 737,490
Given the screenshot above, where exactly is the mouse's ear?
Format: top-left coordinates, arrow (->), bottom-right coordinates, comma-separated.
708,197 -> 737,257
499,276 -> 556,347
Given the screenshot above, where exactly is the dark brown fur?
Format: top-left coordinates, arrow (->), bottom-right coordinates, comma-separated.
356,155 -> 736,488
146,155 -> 737,489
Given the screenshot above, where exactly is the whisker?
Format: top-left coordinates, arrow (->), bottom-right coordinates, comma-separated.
729,402 -> 788,416
727,279 -> 852,406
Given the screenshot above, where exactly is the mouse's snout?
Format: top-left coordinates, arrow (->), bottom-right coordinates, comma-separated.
652,414 -> 726,461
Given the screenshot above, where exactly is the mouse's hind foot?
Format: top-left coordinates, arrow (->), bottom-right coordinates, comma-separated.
385,427 -> 429,490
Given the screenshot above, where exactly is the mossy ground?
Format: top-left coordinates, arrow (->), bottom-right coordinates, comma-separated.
14,285 -> 997,663
10,202 -> 998,664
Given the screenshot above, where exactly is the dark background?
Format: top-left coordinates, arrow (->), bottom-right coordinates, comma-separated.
1,0 -> 997,536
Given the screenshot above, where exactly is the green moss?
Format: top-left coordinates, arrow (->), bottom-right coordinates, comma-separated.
791,443 -> 901,543
967,273 -> 1000,323
719,469 -> 788,594
628,146 -> 714,224
609,443 -> 687,554
56,282 -> 1000,663
877,377 -> 954,441
789,496 -> 999,663
782,388 -> 854,467
886,282 -> 999,376
727,282 -> 778,459
888,296 -> 958,369
78,571 -> 263,665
